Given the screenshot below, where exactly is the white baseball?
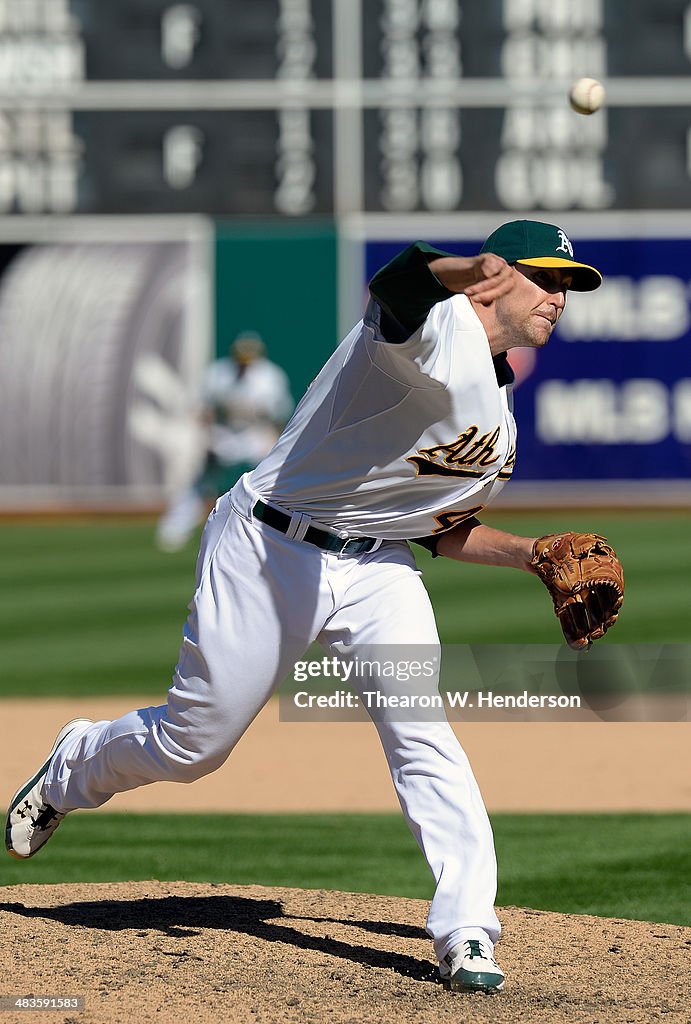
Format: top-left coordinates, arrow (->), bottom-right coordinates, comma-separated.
569,77 -> 605,115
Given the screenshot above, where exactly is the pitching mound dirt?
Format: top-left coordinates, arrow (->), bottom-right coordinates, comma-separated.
0,883 -> 689,1024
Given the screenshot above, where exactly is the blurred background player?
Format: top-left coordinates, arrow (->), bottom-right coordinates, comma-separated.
156,330 -> 294,551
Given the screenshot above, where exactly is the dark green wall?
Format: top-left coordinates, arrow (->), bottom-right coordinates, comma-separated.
214,221 -> 339,404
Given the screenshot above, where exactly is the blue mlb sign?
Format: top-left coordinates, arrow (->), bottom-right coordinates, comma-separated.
366,235 -> 691,482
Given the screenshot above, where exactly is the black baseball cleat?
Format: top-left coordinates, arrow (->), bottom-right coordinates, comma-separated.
439,938 -> 505,993
5,719 -> 92,859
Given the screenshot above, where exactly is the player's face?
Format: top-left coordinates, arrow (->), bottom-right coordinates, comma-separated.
496,265 -> 572,349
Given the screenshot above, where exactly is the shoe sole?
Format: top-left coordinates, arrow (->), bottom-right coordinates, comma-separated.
448,973 -> 505,994
5,718 -> 93,859
450,974 -> 505,991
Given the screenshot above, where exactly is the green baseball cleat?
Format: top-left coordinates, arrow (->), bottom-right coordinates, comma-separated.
5,719 -> 93,859
439,938 -> 505,993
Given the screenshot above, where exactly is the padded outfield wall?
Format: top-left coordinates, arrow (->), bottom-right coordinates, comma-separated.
0,213 -> 689,510
0,217 -> 338,510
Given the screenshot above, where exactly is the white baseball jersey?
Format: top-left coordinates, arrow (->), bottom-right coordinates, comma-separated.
249,293 -> 517,540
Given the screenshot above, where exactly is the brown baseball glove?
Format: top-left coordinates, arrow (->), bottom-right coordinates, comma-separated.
530,532 -> 624,650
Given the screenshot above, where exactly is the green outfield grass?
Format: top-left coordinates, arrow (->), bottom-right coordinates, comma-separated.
1,512 -> 690,696
1,520 -> 688,929
1,812 -> 688,926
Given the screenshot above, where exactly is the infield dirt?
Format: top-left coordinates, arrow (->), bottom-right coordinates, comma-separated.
1,881 -> 689,1024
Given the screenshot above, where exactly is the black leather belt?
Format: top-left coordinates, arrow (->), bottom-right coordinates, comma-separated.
253,500 -> 379,556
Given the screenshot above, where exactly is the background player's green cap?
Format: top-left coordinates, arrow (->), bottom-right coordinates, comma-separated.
480,220 -> 602,291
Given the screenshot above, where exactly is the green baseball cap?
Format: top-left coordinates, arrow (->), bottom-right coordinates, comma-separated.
481,220 -> 602,291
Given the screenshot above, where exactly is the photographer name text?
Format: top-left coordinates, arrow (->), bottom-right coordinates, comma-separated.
292,690 -> 581,710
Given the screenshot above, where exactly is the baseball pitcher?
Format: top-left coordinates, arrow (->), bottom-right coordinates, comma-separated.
6,220 -> 624,994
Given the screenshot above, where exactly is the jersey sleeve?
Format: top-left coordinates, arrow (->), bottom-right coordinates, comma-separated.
364,289 -> 466,389
368,241 -> 457,342
410,535 -> 441,557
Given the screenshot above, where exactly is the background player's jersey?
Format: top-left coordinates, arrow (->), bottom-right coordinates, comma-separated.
249,293 -> 516,540
203,357 -> 293,430
203,356 -> 294,465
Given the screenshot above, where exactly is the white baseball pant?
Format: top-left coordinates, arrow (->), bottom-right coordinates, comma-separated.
44,477 -> 501,960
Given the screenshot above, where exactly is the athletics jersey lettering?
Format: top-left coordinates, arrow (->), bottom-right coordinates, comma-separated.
497,446 -> 516,481
431,507 -> 484,534
407,425 -> 504,479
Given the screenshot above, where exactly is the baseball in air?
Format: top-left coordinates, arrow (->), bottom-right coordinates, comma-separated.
569,77 -> 605,115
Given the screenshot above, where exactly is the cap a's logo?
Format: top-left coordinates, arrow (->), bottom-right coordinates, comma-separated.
556,229 -> 574,258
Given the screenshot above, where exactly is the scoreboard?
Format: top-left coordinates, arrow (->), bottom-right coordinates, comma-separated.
1,0 -> 690,216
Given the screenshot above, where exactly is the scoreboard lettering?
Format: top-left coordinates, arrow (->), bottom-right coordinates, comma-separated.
0,0 -> 688,215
